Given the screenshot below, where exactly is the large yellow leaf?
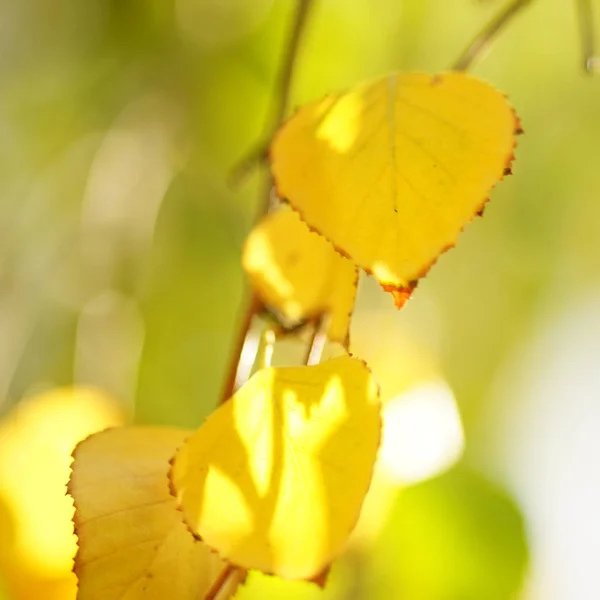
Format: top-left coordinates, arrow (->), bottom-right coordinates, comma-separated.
170,355 -> 381,580
270,72 -> 520,305
68,426 -> 244,600
243,207 -> 358,345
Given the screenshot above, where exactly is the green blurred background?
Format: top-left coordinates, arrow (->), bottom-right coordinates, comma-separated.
1,0 -> 600,598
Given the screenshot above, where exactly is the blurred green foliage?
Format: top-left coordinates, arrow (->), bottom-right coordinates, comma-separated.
1,0 -> 599,598
372,468 -> 528,600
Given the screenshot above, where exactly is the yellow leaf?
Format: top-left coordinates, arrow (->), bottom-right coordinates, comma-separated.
68,426 -> 244,600
1,571 -> 77,600
170,355 -> 381,580
270,72 -> 519,305
0,387 -> 123,594
242,207 -> 358,345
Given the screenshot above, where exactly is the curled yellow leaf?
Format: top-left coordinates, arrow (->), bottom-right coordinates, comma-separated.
68,426 -> 244,600
243,207 -> 358,345
270,72 -> 520,305
170,356 -> 381,580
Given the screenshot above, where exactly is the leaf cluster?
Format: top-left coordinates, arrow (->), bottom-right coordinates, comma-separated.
65,68 -> 521,599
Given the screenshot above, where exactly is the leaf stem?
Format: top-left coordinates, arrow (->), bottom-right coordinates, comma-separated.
219,0 -> 315,404
229,0 -> 316,189
452,0 -> 535,71
251,328 -> 277,374
220,295 -> 262,405
303,317 -> 327,366
576,0 -> 599,73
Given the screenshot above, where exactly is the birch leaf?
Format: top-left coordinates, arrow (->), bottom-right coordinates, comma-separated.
69,426 -> 244,600
170,356 -> 381,580
270,72 -> 520,306
243,207 -> 358,345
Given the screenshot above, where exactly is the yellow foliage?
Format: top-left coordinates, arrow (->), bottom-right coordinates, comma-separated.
170,356 -> 381,580
270,72 -> 519,304
243,207 -> 358,346
1,571 -> 78,600
68,426 -> 244,600
0,387 -> 124,599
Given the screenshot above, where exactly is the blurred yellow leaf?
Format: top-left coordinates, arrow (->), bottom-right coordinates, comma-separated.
270,72 -> 519,305
69,426 -> 244,600
170,356 -> 381,580
243,207 -> 358,345
0,387 -> 123,600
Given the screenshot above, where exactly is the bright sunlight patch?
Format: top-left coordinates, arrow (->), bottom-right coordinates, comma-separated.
270,72 -> 520,304
0,387 -> 123,581
170,356 -> 381,580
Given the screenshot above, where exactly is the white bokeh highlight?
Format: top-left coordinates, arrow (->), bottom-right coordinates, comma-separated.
379,380 -> 465,485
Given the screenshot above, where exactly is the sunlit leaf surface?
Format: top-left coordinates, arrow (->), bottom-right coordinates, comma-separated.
170,356 -> 381,580
270,72 -> 519,305
69,426 -> 243,600
243,207 -> 358,345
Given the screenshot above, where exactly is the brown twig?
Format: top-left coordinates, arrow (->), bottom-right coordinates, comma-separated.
204,563 -> 236,600
452,0 -> 535,71
228,0 -> 316,190
219,0 -> 316,404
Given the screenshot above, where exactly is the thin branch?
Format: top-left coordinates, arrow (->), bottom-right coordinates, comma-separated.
453,0 -> 535,71
229,0 -> 316,189
219,295 -> 262,405
302,317 -> 327,366
219,0 -> 315,404
576,0 -> 599,73
204,563 -> 236,600
272,0 -> 315,128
